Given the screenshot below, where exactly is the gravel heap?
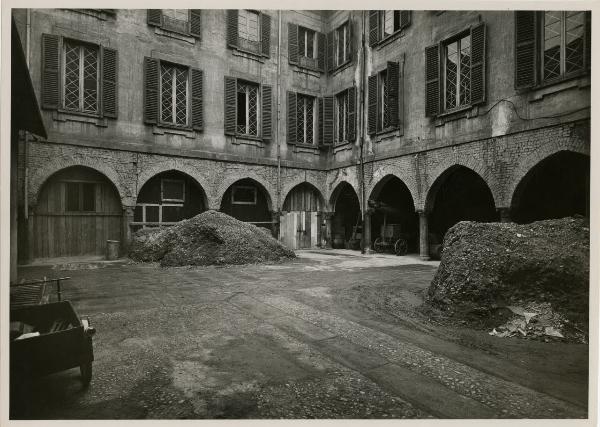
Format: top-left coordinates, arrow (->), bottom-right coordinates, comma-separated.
426,216 -> 589,340
129,210 -> 296,266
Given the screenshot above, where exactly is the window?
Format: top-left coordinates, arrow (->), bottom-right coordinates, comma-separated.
236,80 -> 260,136
289,24 -> 325,71
65,182 -> 96,212
443,34 -> 471,110
226,10 -> 271,58
147,9 -> 201,38
336,90 -> 349,142
237,10 -> 261,53
296,94 -> 316,144
161,179 -> 185,202
63,40 -> 99,114
368,62 -> 399,134
381,11 -> 401,38
135,204 -> 183,227
160,62 -> 189,126
299,27 -> 316,59
232,185 -> 257,204
369,11 -> 411,47
335,22 -> 350,67
542,11 -> 585,81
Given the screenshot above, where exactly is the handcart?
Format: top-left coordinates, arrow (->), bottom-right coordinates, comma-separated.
372,209 -> 410,256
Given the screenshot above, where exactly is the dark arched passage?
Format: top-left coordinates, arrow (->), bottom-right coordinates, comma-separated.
511,151 -> 590,224
220,178 -> 273,233
330,182 -> 361,249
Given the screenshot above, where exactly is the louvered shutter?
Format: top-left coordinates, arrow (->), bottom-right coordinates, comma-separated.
327,31 -> 334,72
387,61 -> 399,128
400,11 -> 411,29
585,11 -> 591,70
191,68 -> 203,131
514,11 -> 537,90
143,57 -> 159,124
287,92 -> 297,143
190,10 -> 201,38
261,13 -> 271,57
424,44 -> 440,117
288,23 -> 299,65
147,9 -> 162,26
369,11 -> 379,46
41,34 -> 60,110
102,47 -> 118,118
227,10 -> 239,48
262,84 -> 272,140
470,22 -> 486,105
318,98 -> 324,144
323,96 -> 334,145
346,21 -> 353,63
224,76 -> 237,135
368,74 -> 377,134
347,87 -> 357,142
317,32 -> 326,71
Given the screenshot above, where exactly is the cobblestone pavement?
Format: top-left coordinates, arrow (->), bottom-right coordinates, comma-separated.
11,250 -> 588,419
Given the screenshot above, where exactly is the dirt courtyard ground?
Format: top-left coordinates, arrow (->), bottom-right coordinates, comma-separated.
11,250 -> 588,419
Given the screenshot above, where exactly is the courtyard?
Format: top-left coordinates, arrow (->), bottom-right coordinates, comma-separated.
11,250 -> 588,419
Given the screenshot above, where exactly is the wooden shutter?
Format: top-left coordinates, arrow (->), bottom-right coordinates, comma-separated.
287,91 -> 297,143
387,61 -> 399,128
368,74 -> 377,134
514,11 -> 537,90
424,44 -> 440,117
470,22 -> 486,105
224,76 -> 237,135
318,98 -> 324,144
102,47 -> 118,118
347,87 -> 356,142
262,84 -> 272,140
143,57 -> 159,124
191,68 -> 203,131
261,13 -> 271,57
41,34 -> 60,110
190,10 -> 202,38
288,23 -> 299,65
327,31 -> 334,72
227,10 -> 239,48
400,11 -> 411,29
317,32 -> 326,71
346,20 -> 353,63
147,9 -> 162,27
585,11 -> 591,70
369,11 -> 379,46
323,96 -> 334,145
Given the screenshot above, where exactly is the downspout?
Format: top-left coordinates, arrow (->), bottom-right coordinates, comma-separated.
359,11 -> 367,254
276,10 -> 282,213
24,9 -> 32,221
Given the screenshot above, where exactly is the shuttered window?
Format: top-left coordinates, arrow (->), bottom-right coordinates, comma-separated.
444,34 -> 471,110
147,9 -> 201,38
335,22 -> 350,67
370,11 -> 411,47
296,94 -> 316,145
227,10 -> 271,57
334,88 -> 356,143
160,62 -> 188,126
369,62 -> 400,134
289,24 -> 325,71
41,34 -> 118,118
224,76 -> 271,140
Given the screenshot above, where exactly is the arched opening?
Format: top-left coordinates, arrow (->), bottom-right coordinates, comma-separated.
281,183 -> 325,249
426,166 -> 498,242
220,178 -> 273,233
133,170 -> 207,231
330,182 -> 361,250
511,151 -> 590,224
32,166 -> 122,259
369,176 -> 418,255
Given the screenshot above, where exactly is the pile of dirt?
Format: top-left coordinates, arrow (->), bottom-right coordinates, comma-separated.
426,216 -> 589,341
129,211 -> 296,266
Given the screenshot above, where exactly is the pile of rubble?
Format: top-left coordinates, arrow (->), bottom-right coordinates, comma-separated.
427,216 -> 589,342
129,211 -> 295,267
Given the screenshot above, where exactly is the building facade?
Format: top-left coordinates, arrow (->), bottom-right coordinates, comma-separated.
12,9 -> 591,263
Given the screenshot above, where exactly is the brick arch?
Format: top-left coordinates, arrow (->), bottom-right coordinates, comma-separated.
29,159 -> 129,208
367,167 -> 419,208
281,178 -> 327,211
506,145 -> 589,209
136,163 -> 210,208
423,158 -> 499,212
327,169 -> 361,211
328,180 -> 362,212
215,174 -> 275,211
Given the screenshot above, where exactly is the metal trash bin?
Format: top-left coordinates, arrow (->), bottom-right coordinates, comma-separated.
106,240 -> 119,260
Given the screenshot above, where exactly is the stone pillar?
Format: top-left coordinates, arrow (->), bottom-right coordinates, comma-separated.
270,210 -> 280,239
418,210 -> 430,261
323,212 -> 334,248
363,209 -> 373,254
497,207 -> 511,223
121,206 -> 135,254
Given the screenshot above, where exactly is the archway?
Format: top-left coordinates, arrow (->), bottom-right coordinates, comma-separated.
426,165 -> 498,243
32,166 -> 122,259
220,178 -> 273,234
330,182 -> 361,249
369,175 -> 418,255
133,170 -> 207,231
281,183 -> 326,249
511,151 -> 590,224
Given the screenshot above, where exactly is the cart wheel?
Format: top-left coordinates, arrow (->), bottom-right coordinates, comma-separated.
374,237 -> 383,253
80,362 -> 92,386
394,239 -> 408,256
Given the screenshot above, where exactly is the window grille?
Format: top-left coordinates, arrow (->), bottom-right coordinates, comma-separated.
237,81 -> 260,136
160,63 -> 188,126
336,90 -> 349,142
543,11 -> 585,81
295,94 -> 315,144
444,34 -> 471,110
63,41 -> 99,113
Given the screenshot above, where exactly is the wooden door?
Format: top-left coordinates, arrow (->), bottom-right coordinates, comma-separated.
280,211 -> 319,250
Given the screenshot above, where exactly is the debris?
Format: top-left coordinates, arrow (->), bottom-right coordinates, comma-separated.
544,327 -> 564,338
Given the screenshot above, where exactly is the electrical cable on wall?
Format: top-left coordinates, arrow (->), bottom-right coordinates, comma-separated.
480,98 -> 590,121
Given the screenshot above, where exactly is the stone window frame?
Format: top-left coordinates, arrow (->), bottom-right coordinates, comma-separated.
231,185 -> 258,205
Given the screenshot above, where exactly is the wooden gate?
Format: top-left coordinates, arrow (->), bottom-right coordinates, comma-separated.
280,211 -> 319,250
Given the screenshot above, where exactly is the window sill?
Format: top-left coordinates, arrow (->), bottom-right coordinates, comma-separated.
53,110 -> 107,127
329,60 -> 353,76
230,45 -> 267,63
372,127 -> 401,142
434,104 -> 479,126
153,125 -> 196,139
530,73 -> 591,103
373,28 -> 407,50
154,27 -> 196,44
232,135 -> 265,147
291,63 -> 322,77
68,9 -> 114,21
333,141 -> 353,153
291,142 -> 320,155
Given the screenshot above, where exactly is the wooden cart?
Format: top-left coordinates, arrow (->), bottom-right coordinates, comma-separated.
373,211 -> 410,255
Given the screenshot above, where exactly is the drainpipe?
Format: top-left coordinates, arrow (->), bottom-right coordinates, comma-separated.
359,11 -> 367,254
276,10 -> 282,213
24,9 -> 32,221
